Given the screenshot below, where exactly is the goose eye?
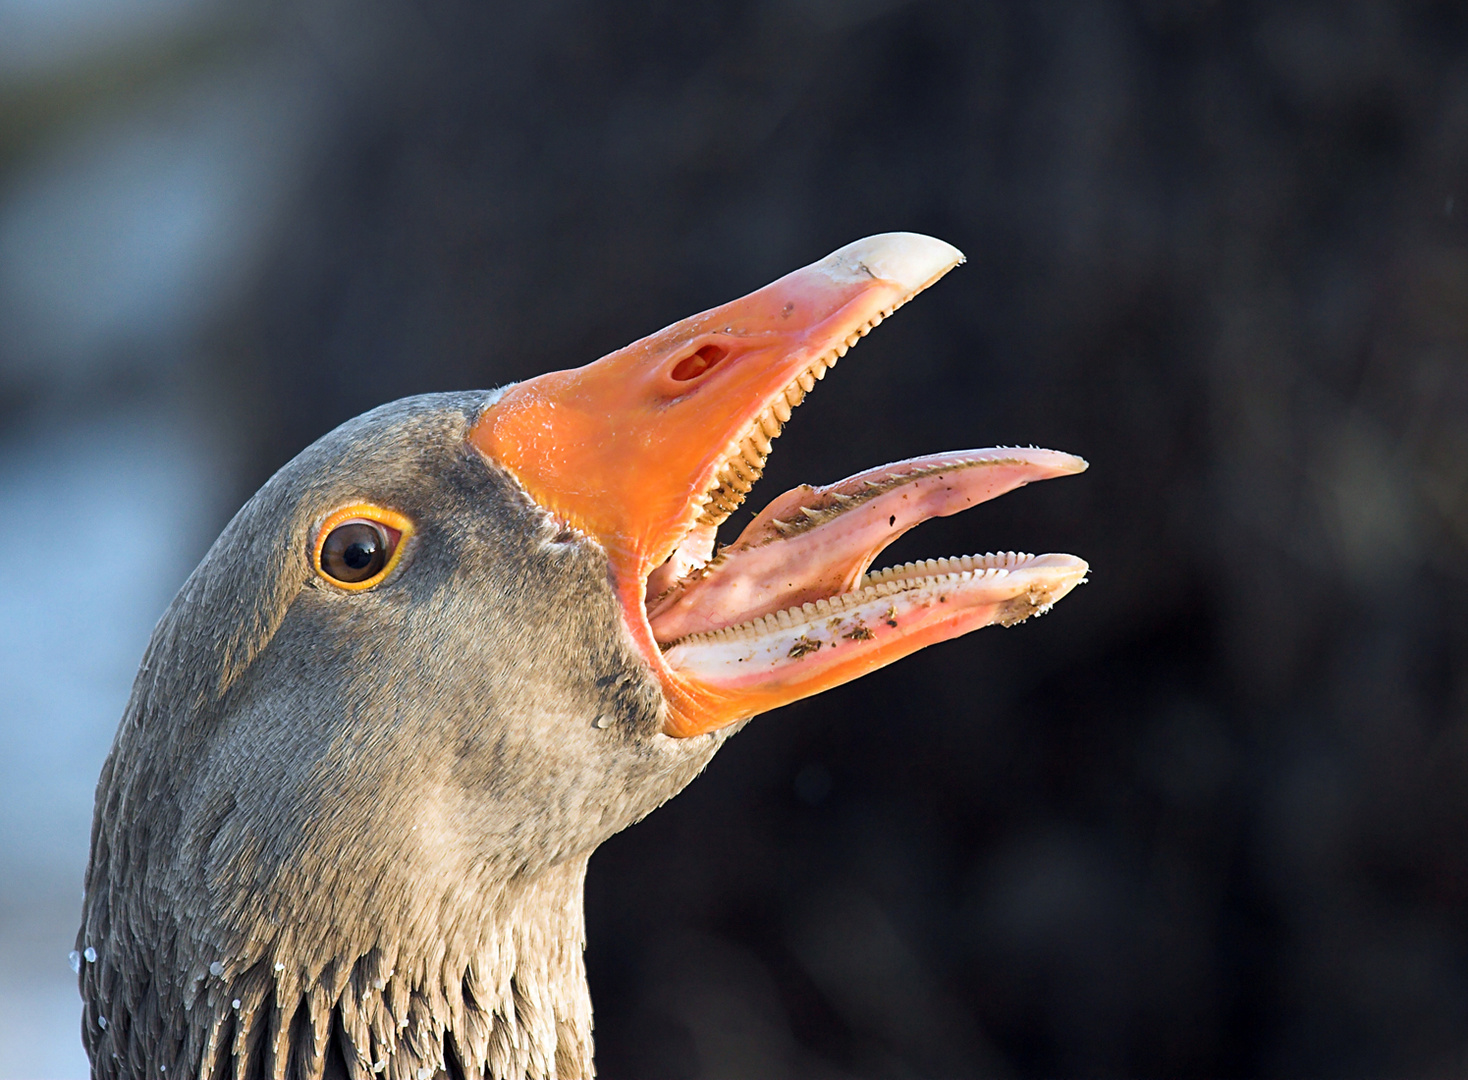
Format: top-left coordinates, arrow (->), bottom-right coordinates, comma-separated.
321,522 -> 389,582
312,505 -> 413,590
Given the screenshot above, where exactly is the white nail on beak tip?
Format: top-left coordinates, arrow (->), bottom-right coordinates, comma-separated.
816,232 -> 966,291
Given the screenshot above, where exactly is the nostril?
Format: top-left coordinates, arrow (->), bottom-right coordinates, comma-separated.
670,344 -> 729,382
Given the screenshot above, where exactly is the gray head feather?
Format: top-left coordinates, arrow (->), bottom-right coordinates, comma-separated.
79,392 -> 735,1079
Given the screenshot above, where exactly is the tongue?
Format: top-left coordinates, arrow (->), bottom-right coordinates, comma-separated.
646,447 -> 1087,644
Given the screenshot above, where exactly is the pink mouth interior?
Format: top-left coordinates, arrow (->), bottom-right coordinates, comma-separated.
645,447 -> 1088,646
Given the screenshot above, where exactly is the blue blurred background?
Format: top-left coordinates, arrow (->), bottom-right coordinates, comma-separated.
2,1 -> 1466,1076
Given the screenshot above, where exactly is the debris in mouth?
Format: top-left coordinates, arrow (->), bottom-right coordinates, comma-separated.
647,449 -> 1089,647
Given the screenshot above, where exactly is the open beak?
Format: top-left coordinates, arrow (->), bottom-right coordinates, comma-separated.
469,234 -> 1088,738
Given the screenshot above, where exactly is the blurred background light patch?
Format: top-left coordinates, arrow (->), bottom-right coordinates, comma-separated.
0,0 -> 225,81
0,55 -> 326,383
0,409 -> 221,1075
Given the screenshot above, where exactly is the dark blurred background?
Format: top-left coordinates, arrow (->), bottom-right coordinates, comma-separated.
2,0 -> 1466,1075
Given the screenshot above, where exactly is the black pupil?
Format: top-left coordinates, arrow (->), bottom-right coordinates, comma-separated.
322,522 -> 389,583
343,539 -> 376,569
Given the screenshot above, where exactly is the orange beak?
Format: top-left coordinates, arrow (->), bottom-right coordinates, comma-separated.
469,234 -> 1088,737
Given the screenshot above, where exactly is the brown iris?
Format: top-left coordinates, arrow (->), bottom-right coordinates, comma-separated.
321,522 -> 389,582
312,505 -> 413,591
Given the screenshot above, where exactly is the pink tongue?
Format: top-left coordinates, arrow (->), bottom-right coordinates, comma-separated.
647,447 -> 1086,644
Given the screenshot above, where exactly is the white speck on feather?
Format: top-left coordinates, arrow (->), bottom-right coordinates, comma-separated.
83,946 -> 97,963
208,961 -> 223,977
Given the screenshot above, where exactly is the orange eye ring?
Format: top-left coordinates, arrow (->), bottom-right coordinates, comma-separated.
311,504 -> 415,591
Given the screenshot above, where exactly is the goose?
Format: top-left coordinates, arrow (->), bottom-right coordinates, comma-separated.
77,233 -> 1088,1079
